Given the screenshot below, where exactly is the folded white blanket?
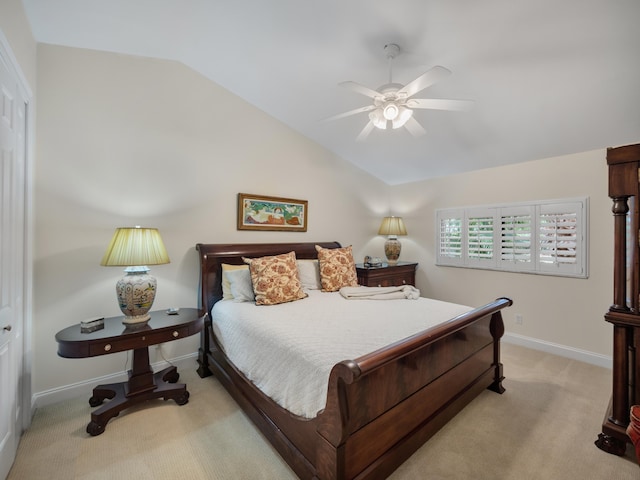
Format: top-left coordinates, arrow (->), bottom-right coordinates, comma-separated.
339,285 -> 420,300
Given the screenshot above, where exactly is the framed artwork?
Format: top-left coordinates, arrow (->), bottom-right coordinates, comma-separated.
237,193 -> 308,232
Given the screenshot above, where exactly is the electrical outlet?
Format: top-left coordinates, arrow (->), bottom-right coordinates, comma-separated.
515,314 -> 523,325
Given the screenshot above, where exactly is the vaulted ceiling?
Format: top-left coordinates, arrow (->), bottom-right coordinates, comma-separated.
22,0 -> 640,184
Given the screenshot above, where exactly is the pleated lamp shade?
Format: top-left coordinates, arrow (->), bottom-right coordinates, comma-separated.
101,227 -> 170,267
377,216 -> 407,237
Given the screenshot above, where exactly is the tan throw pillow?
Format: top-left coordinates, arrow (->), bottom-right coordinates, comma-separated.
315,245 -> 358,292
243,251 -> 307,305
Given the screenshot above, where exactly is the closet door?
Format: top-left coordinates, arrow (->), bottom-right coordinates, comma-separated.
0,41 -> 27,480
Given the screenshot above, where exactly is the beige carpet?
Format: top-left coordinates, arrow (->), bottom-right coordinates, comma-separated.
7,343 -> 640,479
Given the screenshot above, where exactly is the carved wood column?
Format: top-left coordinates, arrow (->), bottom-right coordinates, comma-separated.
611,197 -> 629,312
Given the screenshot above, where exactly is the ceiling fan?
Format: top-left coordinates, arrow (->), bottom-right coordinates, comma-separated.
325,43 -> 473,141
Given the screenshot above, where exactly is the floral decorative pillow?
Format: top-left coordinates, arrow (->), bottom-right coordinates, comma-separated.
243,251 -> 307,305
315,245 -> 358,292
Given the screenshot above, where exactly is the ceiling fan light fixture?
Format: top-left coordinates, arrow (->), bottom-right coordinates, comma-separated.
369,109 -> 387,129
392,106 -> 413,129
383,102 -> 399,121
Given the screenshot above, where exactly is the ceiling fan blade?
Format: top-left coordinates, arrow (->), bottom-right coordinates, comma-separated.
321,104 -> 377,123
403,116 -> 426,137
356,121 -> 375,142
408,98 -> 474,111
397,66 -> 451,98
339,81 -> 381,99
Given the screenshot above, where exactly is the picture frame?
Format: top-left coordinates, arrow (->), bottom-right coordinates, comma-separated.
237,193 -> 308,232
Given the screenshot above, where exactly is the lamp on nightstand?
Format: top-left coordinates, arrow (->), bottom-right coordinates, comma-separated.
378,216 -> 407,265
101,227 -> 170,325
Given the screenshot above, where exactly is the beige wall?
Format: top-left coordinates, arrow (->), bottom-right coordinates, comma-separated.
34,44 -> 389,394
391,149 -> 613,357
33,42 -> 617,398
0,0 -> 36,89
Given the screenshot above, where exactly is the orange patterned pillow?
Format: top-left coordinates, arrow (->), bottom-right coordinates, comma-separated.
315,245 -> 358,292
243,251 -> 307,305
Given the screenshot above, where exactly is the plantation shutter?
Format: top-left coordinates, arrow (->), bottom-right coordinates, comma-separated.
436,210 -> 464,266
499,206 -> 534,272
466,209 -> 495,267
538,202 -> 584,276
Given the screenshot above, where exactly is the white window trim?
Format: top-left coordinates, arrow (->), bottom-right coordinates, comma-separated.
436,197 -> 589,278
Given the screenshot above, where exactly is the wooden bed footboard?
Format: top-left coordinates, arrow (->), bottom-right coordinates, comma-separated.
316,298 -> 510,479
195,242 -> 512,480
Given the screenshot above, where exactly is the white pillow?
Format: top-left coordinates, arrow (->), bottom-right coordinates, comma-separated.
221,264 -> 249,299
297,259 -> 322,290
226,267 -> 255,302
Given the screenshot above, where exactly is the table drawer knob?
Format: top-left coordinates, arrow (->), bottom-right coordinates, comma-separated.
172,331 -> 179,338
104,344 -> 112,352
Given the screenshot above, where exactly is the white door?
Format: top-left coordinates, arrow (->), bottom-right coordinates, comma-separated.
0,42 -> 27,479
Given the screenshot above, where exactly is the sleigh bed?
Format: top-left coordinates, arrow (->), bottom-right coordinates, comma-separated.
195,241 -> 512,480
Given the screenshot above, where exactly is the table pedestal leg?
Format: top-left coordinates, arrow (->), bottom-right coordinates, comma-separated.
86,347 -> 189,436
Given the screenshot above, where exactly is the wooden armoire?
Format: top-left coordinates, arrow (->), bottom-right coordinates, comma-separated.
595,143 -> 640,456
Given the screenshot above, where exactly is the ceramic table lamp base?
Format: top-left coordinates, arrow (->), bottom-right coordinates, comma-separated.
116,267 -> 157,324
384,237 -> 402,265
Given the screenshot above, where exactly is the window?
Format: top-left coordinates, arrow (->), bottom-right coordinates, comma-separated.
436,198 -> 588,278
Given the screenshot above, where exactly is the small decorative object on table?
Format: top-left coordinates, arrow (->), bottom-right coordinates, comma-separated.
364,256 -> 382,267
80,317 -> 104,333
378,216 -> 407,265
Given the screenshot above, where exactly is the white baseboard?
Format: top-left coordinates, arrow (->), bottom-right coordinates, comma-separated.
32,352 -> 200,410
503,332 -> 612,369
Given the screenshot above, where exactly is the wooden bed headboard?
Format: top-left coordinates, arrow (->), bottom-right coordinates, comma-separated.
195,241 -> 341,315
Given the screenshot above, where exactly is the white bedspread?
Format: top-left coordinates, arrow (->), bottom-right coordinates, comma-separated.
211,290 -> 472,418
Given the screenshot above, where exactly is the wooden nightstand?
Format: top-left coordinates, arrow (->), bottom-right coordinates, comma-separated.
355,262 -> 418,287
55,308 -> 205,436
